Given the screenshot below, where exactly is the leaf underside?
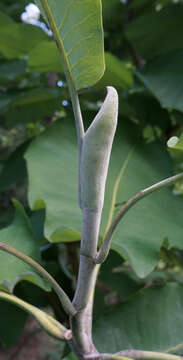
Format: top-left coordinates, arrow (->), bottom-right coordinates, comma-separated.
36,0 -> 105,90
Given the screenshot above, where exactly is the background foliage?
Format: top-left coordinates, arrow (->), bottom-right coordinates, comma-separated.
1,0 -> 183,357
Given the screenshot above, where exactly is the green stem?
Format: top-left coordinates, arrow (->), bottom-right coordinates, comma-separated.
40,0 -> 84,148
113,350 -> 182,360
96,172 -> 183,264
0,291 -> 72,341
0,243 -> 76,316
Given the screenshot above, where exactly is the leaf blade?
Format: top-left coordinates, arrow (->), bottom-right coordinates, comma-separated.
36,0 -> 105,90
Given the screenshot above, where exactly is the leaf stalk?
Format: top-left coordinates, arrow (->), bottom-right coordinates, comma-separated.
0,243 -> 76,316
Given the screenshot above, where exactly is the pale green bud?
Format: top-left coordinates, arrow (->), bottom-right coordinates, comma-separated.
80,86 -> 118,211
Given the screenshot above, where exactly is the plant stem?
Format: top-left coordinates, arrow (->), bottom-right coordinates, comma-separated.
0,243 -> 76,316
96,172 -> 183,264
70,209 -> 102,357
71,263 -> 100,358
113,350 -> 183,360
0,291 -> 72,341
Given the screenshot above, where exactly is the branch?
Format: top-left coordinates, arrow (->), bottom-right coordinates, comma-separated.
0,243 -> 76,316
96,172 -> 183,264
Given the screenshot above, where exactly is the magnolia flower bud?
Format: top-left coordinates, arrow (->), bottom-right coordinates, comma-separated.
80,86 -> 118,211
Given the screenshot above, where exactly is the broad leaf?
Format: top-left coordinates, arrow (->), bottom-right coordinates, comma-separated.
125,4 -> 183,59
0,60 -> 26,85
25,118 -> 183,277
25,119 -> 81,243
0,23 -> 48,59
138,50 -> 183,112
94,283 -> 183,354
28,40 -> 61,73
0,201 -> 50,292
95,53 -> 133,91
35,0 -> 105,90
1,88 -> 62,127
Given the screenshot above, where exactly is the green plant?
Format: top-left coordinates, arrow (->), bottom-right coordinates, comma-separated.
1,0 -> 183,359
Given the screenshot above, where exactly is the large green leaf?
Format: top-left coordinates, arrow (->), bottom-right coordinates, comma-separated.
25,118 -> 183,277
0,201 -> 50,292
93,283 -> 183,354
35,0 -> 105,90
25,119 -> 81,243
28,40 -> 61,73
138,50 -> 183,112
101,121 -> 183,277
94,53 -> 133,91
0,23 -> 48,59
125,4 -> 183,59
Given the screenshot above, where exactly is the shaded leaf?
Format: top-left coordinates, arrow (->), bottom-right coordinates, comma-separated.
0,23 -> 48,59
95,53 -> 133,91
94,283 -> 183,354
138,51 -> 183,112
0,59 -> 26,84
126,4 -> 183,59
28,40 -> 61,73
0,144 -> 27,193
0,201 -> 50,292
0,300 -> 27,347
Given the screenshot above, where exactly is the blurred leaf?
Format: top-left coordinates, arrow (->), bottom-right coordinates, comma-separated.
94,283 -> 183,354
0,23 -> 48,59
138,50 -> 183,112
0,201 -> 50,292
0,300 -> 27,347
126,4 -> 183,59
127,92 -> 171,130
0,144 -> 27,192
0,59 -> 26,84
99,251 -> 140,301
25,118 -> 183,278
94,53 -> 133,91
0,11 -> 13,25
36,0 -> 105,90
1,88 -> 62,127
28,40 -> 62,73
102,0 -> 123,27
